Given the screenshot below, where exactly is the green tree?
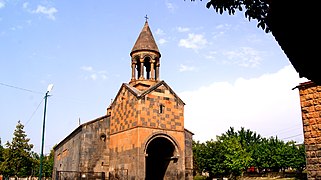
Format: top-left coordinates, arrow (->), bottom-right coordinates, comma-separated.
267,136 -> 284,172
0,121 -> 34,177
29,148 -> 54,178
43,148 -> 54,177
0,138 -> 4,175
193,140 -> 226,179
193,127 -> 307,179
251,137 -> 270,172
189,0 -> 271,33
281,141 -> 306,173
293,143 -> 306,172
217,133 -> 252,179
0,138 -> 3,163
30,151 -> 40,177
221,127 -> 262,169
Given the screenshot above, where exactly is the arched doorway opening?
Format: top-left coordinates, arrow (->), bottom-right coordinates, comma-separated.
145,136 -> 177,180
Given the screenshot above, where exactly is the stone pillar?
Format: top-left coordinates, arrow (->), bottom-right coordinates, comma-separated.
139,59 -> 144,80
298,81 -> 321,180
150,60 -> 155,80
131,62 -> 136,81
155,63 -> 160,81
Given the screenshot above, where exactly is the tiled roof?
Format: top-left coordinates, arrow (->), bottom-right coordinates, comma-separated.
131,21 -> 160,56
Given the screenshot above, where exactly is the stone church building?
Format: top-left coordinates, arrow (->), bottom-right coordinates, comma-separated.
53,20 -> 194,180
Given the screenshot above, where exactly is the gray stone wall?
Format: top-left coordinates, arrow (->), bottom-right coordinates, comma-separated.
185,129 -> 194,180
53,115 -> 110,179
79,115 -> 110,172
53,127 -> 82,173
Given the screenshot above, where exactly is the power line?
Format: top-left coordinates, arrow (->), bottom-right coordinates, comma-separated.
0,82 -> 42,94
264,124 -> 303,137
282,134 -> 303,140
25,98 -> 44,126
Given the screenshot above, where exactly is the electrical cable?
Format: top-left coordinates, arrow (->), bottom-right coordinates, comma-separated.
25,98 -> 44,126
0,82 -> 42,94
282,133 -> 303,140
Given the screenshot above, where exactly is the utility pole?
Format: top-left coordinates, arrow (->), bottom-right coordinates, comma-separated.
39,84 -> 53,180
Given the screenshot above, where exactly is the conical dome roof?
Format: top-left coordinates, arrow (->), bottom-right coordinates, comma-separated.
131,21 -> 160,57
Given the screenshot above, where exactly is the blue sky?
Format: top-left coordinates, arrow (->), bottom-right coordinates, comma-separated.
0,0 -> 307,154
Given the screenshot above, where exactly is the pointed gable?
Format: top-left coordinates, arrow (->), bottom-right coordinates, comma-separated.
141,81 -> 185,106
108,81 -> 185,111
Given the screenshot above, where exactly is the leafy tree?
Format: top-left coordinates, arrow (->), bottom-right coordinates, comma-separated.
281,141 -> 306,173
192,140 -> 204,175
30,151 -> 40,177
267,136 -> 284,172
293,143 -> 306,172
189,0 -> 271,33
0,121 -> 34,177
221,127 -> 261,168
0,138 -> 4,175
251,137 -> 270,172
43,149 -> 54,177
217,132 -> 252,179
193,127 -> 307,179
29,148 -> 54,178
0,138 -> 3,163
193,140 -> 226,179
204,140 -> 226,178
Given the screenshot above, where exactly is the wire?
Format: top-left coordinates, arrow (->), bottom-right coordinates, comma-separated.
0,82 -> 42,94
25,98 -> 44,126
282,134 -> 303,140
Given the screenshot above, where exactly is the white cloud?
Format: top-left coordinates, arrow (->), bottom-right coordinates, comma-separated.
81,66 -> 108,81
177,27 -> 190,33
32,5 -> 58,20
211,24 -> 232,39
178,33 -> 207,50
158,38 -> 167,45
165,2 -> 176,12
179,65 -> 306,143
98,71 -> 108,80
216,23 -> 232,30
90,74 -> 97,81
222,47 -> 262,68
81,66 -> 93,72
179,64 -> 196,72
22,2 -> 29,9
0,0 -> 5,9
155,28 -> 165,36
204,51 -> 218,60
10,25 -> 23,31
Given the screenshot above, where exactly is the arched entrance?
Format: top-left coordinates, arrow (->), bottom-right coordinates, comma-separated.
145,136 -> 177,180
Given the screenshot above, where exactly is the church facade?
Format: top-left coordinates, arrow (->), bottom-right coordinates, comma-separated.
52,20 -> 194,180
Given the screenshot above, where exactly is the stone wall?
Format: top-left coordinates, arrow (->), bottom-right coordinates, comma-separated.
185,129 -> 194,180
298,81 -> 321,179
110,82 -> 185,135
79,115 -> 110,173
53,115 -> 110,179
53,127 -> 82,173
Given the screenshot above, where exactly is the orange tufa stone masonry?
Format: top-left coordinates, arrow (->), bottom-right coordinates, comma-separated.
52,20 -> 194,180
297,81 -> 321,180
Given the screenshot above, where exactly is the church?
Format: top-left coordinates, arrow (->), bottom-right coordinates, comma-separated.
52,20 -> 194,180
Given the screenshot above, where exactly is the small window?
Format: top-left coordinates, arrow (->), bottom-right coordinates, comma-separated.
159,104 -> 165,114
100,133 -> 107,142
